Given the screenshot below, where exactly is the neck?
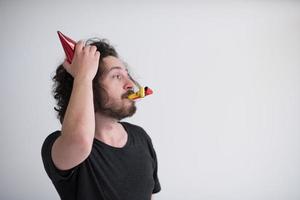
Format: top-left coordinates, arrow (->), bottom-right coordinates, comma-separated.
94,111 -> 125,144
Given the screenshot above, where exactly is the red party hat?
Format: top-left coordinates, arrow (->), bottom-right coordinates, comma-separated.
57,31 -> 76,63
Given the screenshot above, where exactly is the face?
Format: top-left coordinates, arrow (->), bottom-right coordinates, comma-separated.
95,56 -> 137,120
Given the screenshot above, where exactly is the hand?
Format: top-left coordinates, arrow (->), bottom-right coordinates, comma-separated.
62,40 -> 100,81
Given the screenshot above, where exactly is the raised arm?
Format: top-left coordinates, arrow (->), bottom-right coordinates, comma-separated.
51,41 -> 100,170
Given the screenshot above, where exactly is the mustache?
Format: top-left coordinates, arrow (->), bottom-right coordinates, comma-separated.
122,90 -> 135,99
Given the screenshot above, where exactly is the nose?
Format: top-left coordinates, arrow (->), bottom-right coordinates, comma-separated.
124,77 -> 135,91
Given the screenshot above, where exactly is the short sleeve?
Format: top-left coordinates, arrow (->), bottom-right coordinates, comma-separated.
142,130 -> 161,194
41,131 -> 78,183
151,143 -> 161,193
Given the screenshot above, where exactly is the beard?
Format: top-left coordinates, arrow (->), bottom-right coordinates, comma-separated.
94,86 -> 137,120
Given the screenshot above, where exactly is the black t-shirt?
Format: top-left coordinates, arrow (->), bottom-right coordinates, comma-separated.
41,121 -> 161,200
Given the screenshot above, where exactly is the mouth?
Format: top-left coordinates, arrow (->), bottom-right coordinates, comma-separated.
122,90 -> 135,99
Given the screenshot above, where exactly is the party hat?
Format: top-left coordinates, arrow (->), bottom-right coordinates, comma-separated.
57,31 -> 76,63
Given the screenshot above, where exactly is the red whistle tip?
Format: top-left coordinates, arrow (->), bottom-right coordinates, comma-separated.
145,87 -> 153,95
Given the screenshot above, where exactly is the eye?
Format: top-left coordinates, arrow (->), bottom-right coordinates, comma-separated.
112,74 -> 122,80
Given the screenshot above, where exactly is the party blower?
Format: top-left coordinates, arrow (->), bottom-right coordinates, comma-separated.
57,31 -> 153,100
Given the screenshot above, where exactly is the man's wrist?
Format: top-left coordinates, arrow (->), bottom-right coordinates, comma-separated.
74,76 -> 94,86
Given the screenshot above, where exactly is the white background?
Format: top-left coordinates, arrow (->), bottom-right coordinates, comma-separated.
0,1 -> 299,199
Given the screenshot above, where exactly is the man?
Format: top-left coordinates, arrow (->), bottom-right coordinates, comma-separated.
41,38 -> 161,200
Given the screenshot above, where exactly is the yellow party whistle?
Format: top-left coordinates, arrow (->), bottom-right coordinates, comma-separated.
128,87 -> 153,100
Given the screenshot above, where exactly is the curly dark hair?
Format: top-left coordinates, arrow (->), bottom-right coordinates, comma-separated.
52,38 -> 119,124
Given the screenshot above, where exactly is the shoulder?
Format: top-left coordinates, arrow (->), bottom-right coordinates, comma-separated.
41,130 -> 78,183
41,130 -> 61,159
121,121 -> 145,132
42,131 -> 61,149
121,121 -> 149,137
120,121 -> 153,145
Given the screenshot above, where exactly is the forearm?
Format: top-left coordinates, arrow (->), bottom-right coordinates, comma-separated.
61,77 -> 95,144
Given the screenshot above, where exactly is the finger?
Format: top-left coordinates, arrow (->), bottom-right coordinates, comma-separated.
95,51 -> 100,58
83,44 -> 91,53
75,40 -> 84,52
90,45 -> 97,53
